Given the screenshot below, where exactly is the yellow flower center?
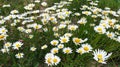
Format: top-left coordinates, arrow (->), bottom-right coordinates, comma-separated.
97,28 -> 102,32
53,49 -> 58,53
5,44 -> 10,47
62,38 -> 67,43
78,50 -> 83,54
70,27 -> 75,30
0,35 -> 5,39
35,25 -> 39,29
2,30 -> 5,32
97,54 -> 103,59
53,42 -> 57,45
74,38 -> 81,43
50,18 -> 54,21
83,46 -> 89,51
108,34 -> 112,37
98,59 -> 103,63
47,58 -> 52,64
66,12 -> 69,14
53,58 -> 58,63
65,50 -> 70,53
16,44 -> 20,48
85,12 -> 89,15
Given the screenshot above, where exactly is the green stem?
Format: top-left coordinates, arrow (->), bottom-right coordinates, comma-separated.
95,62 -> 98,67
111,58 -> 116,67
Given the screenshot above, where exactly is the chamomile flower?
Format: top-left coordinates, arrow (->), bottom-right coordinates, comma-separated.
33,23 -> 42,29
81,43 -> 92,53
0,34 -> 8,40
30,47 -> 37,51
63,47 -> 72,54
94,25 -> 106,34
52,56 -> 61,65
107,19 -> 116,27
35,0 -> 40,3
82,11 -> 92,16
58,24 -> 66,29
64,33 -> 72,37
74,12 -> 80,16
76,48 -> 85,55
73,38 -> 81,45
0,27 -> 8,34
54,33 -> 60,37
93,49 -> 112,64
12,41 -> 23,50
50,40 -> 59,46
53,27 -> 59,32
115,24 -> 120,30
2,4 -> 11,8
29,35 -> 34,39
17,27 -> 25,32
68,25 -> 78,31
45,53 -> 61,66
100,20 -> 110,29
73,38 -> 88,45
45,53 -> 54,66
57,44 -> 64,49
15,53 -> 24,59
59,36 -> 69,43
41,18 -> 48,25
10,10 -> 19,14
1,48 -> 9,53
4,42 -> 12,48
106,32 -> 115,39
51,48 -> 59,54
41,2 -> 47,7
77,17 -> 87,25
57,12 -> 66,19
25,29 -> 32,33
41,44 -> 48,49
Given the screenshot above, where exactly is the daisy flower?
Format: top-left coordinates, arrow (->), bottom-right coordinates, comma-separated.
41,44 -> 48,49
50,40 -> 59,46
0,27 -> 8,34
64,33 -> 72,37
93,49 -> 112,64
4,42 -> 12,48
63,47 -> 72,54
45,53 -> 54,66
81,43 -> 92,53
68,25 -> 78,31
30,47 -> 37,51
1,48 -> 9,53
52,56 -> 61,65
76,48 -> 85,55
41,2 -> 47,7
94,25 -> 106,34
59,36 -> 69,43
45,53 -> 61,66
12,41 -> 23,50
77,17 -> 87,25
106,32 -> 115,39
73,38 -> 88,45
57,44 -> 64,49
51,48 -> 59,54
0,34 -> 8,41
15,53 -> 24,59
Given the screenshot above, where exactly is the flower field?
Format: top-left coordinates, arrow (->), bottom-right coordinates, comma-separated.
0,0 -> 120,67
